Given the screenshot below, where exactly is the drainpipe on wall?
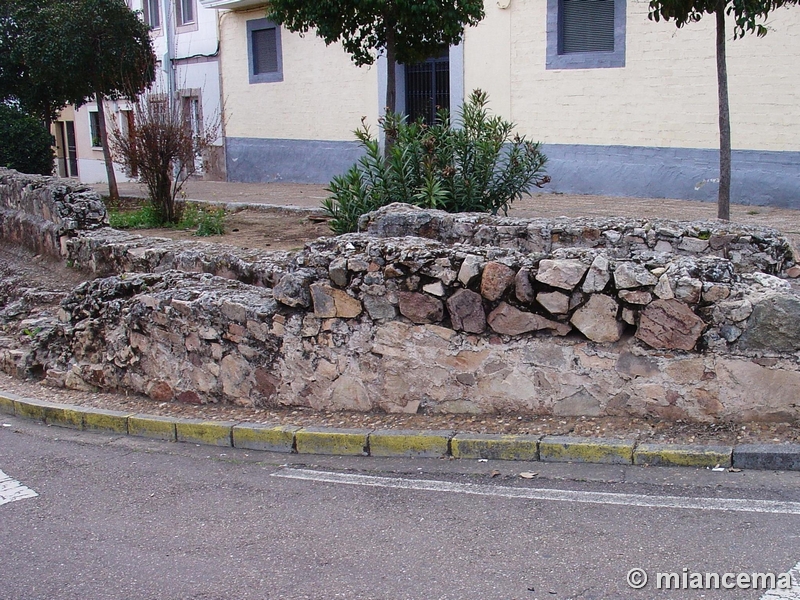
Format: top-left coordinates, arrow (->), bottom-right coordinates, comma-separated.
163,0 -> 176,100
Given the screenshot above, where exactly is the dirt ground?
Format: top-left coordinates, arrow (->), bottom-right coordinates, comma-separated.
135,208 -> 333,252
98,180 -> 800,250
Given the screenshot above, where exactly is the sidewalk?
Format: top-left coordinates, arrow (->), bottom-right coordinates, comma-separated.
90,179 -> 800,235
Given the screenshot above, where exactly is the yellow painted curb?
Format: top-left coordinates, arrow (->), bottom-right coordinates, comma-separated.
540,436 -> 634,465
83,409 -> 133,434
634,443 -> 733,468
0,394 -> 15,415
176,419 -> 235,447
368,430 -> 453,458
295,427 -> 369,456
233,423 -> 299,453
451,433 -> 541,461
13,398 -> 57,422
129,414 -> 178,442
43,404 -> 88,430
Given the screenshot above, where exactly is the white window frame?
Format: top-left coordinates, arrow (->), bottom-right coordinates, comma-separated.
142,0 -> 161,30
176,0 -> 198,31
89,110 -> 102,149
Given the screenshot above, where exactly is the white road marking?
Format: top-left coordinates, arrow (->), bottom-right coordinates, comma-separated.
0,469 -> 38,506
761,562 -> 800,599
272,468 -> 800,516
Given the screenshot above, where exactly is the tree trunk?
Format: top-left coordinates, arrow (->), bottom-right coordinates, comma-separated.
385,27 -> 397,114
715,1 -> 731,221
95,92 -> 119,202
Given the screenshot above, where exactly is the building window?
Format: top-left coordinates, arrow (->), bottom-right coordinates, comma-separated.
89,111 -> 102,148
546,0 -> 626,69
247,19 -> 283,84
176,0 -> 194,26
143,0 -> 160,29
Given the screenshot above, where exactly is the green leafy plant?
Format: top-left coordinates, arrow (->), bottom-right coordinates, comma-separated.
195,208 -> 225,237
323,90 -> 550,234
108,204 -> 160,229
177,202 -> 203,229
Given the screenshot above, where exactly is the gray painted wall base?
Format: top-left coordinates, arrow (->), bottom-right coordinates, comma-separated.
227,137 -> 800,209
541,144 -> 800,208
226,138 -> 363,184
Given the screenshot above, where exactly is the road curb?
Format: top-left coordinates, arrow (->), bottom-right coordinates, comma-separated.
634,443 -> 733,468
295,427 -> 370,456
368,429 -> 453,458
176,419 -> 236,447
540,436 -> 636,465
451,433 -> 541,461
2,392 -> 799,472
233,423 -> 299,453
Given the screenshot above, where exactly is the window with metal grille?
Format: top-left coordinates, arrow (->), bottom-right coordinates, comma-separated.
405,47 -> 450,125
253,28 -> 278,75
546,0 -> 626,69
247,19 -> 283,84
560,0 -> 614,54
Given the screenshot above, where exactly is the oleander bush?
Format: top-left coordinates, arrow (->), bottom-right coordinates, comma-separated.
323,90 -> 550,234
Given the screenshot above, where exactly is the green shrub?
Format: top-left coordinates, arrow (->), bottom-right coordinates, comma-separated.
110,201 -> 225,236
195,208 -> 225,237
323,90 -> 549,234
108,204 -> 160,229
177,202 -> 203,229
0,104 -> 54,176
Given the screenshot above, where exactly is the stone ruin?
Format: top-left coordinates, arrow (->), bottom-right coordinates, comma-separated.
2,168 -> 800,423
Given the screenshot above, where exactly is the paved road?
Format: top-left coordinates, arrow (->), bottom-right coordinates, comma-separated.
2,415 -> 799,600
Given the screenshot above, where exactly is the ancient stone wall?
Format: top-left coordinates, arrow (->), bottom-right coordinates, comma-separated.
360,203 -> 796,275
2,171 -> 800,423
0,169 -> 108,257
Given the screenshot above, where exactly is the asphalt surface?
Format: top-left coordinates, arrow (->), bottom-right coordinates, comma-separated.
2,415 -> 799,600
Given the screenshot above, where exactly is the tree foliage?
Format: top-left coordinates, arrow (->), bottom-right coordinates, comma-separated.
266,0 -> 485,112
0,103 -> 54,175
0,0 -> 155,199
0,0 -> 155,124
648,0 -> 797,219
649,0 -> 794,37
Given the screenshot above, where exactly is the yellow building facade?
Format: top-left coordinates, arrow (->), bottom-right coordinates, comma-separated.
211,0 -> 800,204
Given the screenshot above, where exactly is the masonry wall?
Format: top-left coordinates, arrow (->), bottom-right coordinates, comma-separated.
3,170 -> 800,424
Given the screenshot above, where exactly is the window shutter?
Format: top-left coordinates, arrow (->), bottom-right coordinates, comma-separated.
252,28 -> 278,75
561,0 -> 615,54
